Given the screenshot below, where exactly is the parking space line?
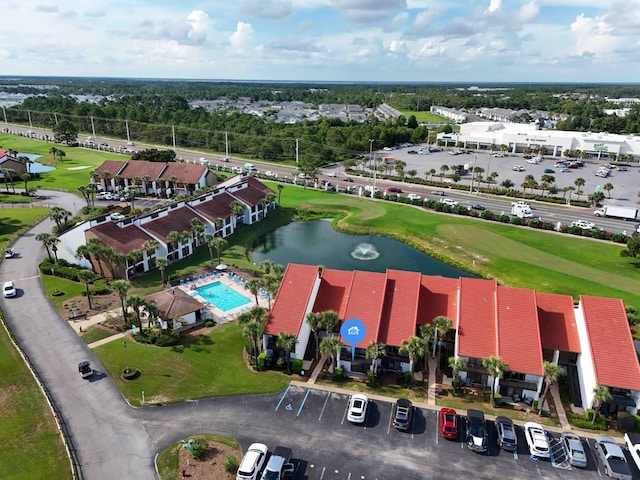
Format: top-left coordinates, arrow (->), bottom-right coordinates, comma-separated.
341,399 -> 349,425
513,450 -> 518,460
320,466 -> 325,479
296,388 -> 310,417
387,405 -> 394,435
274,384 -> 291,412
434,411 -> 439,444
347,473 -> 351,480
318,392 -> 331,421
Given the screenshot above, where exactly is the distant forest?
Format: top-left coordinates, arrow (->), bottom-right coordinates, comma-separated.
2,77 -> 640,168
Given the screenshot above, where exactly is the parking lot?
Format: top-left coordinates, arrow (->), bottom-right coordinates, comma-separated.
249,384 -> 633,480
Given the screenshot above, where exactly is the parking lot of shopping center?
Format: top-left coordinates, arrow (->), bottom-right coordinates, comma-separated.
261,385 -> 638,480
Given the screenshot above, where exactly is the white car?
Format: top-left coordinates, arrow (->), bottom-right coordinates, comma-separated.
326,171 -> 337,177
96,192 -> 114,200
407,193 -> 422,201
571,220 -> 597,230
512,165 -> 525,172
442,198 -> 459,208
298,173 -> 310,179
524,422 -> 550,458
347,394 -> 369,424
511,201 -> 530,208
236,443 -> 268,480
493,153 -> 504,158
526,158 -> 540,164
110,212 -> 126,221
232,166 -> 243,173
264,171 -> 278,178
3,281 -> 16,298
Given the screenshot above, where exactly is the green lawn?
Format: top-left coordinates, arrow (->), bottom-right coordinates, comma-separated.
80,325 -> 114,344
397,109 -> 451,124
0,206 -> 51,252
0,317 -> 71,480
94,322 -> 290,405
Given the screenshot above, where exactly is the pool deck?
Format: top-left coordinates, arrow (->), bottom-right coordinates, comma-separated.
179,272 -> 271,324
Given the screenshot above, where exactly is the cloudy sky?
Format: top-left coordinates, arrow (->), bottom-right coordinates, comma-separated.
1,0 -> 638,83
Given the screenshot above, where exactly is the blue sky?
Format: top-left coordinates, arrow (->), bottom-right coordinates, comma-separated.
1,0 -> 638,82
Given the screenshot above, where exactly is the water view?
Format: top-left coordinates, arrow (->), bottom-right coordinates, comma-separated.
252,219 -> 475,278
19,152 -> 55,174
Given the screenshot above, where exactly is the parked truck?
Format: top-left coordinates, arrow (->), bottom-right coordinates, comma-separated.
260,446 -> 294,480
594,205 -> 638,220
624,433 -> 640,471
594,435 -> 633,480
511,204 -> 533,219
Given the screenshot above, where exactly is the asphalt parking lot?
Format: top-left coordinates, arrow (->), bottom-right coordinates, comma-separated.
245,384 -> 630,480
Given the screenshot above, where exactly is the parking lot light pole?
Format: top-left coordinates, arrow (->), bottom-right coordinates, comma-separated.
469,153 -> 476,193
123,340 -> 129,372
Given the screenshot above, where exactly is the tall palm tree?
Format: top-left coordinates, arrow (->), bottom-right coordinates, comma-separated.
574,177 -> 586,199
75,244 -> 94,272
125,294 -> 146,331
448,357 -> 467,389
245,279 -> 262,305
87,238 -> 106,278
537,361 -> 562,415
203,233 -> 215,263
419,323 -> 435,372
167,231 -> 181,261
276,332 -> 298,371
214,218 -> 224,237
142,175 -> 151,195
111,279 -> 131,324
142,239 -> 159,259
305,312 -> 323,360
365,340 -> 386,378
156,257 -> 168,286
35,233 -> 58,262
230,200 -> 246,229
321,310 -> 340,335
77,270 -> 97,310
211,237 -> 227,267
319,334 -> 343,372
243,320 -> 264,362
399,336 -> 425,384
189,218 -> 205,249
276,184 -> 284,205
482,355 -> 509,406
433,316 -> 452,371
603,182 -> 614,199
592,385 -> 612,423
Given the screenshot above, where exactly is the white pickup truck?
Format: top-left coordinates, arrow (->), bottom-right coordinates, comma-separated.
624,433 -> 640,471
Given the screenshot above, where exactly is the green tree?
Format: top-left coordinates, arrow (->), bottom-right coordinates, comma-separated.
603,182 -> 614,199
77,269 -> 97,310
189,217 -> 205,249
125,294 -> 146,332
276,332 -> 298,372
52,119 -> 78,145
245,278 -> 262,305
321,310 -> 340,335
305,312 -> 323,360
482,355 -> 509,406
111,279 -> 131,324
399,336 -> 425,384
230,201 -> 246,229
574,177 -> 586,199
243,320 -> 264,362
365,340 -> 386,379
433,316 -> 452,372
592,385 -> 612,423
36,233 -> 59,262
537,361 -> 562,415
156,257 -> 168,286
211,237 -> 227,267
448,357 -> 467,389
319,334 -> 343,372
419,323 -> 435,372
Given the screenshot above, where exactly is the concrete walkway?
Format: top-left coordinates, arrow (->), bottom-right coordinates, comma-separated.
550,381 -> 571,429
307,354 -> 329,385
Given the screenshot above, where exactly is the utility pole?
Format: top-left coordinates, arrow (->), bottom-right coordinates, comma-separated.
90,116 -> 96,139
125,120 -> 131,144
172,125 -> 176,151
369,139 -> 376,196
225,131 -> 229,159
295,138 -> 299,165
469,153 -> 477,193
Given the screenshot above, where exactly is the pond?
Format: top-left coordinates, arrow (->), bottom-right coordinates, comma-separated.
251,219 -> 475,278
19,152 -> 55,174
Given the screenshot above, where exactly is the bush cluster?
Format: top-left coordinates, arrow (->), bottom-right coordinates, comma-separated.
222,455 -> 239,473
256,352 -> 273,371
189,438 -> 208,459
132,328 -> 179,347
291,358 -> 303,375
567,411 -> 607,430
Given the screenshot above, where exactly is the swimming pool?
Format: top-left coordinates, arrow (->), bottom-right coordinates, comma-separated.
194,281 -> 251,312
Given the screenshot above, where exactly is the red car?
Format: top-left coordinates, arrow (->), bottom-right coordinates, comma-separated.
386,186 -> 403,193
439,408 -> 458,439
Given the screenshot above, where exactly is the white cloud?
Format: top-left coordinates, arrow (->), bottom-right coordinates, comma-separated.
514,1 -> 539,23
186,10 -> 209,45
240,0 -> 293,19
570,13 -> 616,56
229,21 -> 255,50
485,0 -> 501,15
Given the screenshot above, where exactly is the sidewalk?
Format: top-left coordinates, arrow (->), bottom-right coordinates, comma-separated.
69,308 -> 130,349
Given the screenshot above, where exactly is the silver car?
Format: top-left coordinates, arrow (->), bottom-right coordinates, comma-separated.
561,432 -> 587,468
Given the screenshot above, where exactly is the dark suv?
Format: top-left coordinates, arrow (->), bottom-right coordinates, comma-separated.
466,409 -> 488,453
495,416 -> 517,451
392,399 -> 414,431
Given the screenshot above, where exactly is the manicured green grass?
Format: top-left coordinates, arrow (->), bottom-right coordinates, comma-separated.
80,325 -> 114,344
0,317 -> 71,480
94,322 -> 290,405
156,434 -> 240,480
397,109 -> 451,124
0,207 -> 51,251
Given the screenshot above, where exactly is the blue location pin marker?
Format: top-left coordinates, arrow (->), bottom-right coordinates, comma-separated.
340,318 -> 366,361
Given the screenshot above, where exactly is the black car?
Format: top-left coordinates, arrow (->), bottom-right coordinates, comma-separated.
392,399 -> 414,431
470,204 -> 486,211
495,416 -> 517,451
466,409 -> 488,453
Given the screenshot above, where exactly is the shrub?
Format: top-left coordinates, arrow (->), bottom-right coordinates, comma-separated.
527,218 -> 543,229
189,438 -> 208,459
498,214 -> 511,223
568,412 -> 607,431
617,411 -> 636,433
332,367 -> 345,381
532,400 -> 539,411
291,358 -> 303,375
222,455 -> 239,472
635,415 -> 640,432
611,233 -> 628,243
257,352 -> 271,371
276,357 -> 286,370
480,210 -> 495,220
204,320 -> 214,328
121,368 -> 139,380
493,393 -> 503,405
155,331 -> 179,347
510,217 -> 523,226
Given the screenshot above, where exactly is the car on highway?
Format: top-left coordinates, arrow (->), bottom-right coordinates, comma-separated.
432,190 -> 446,196
407,193 -> 422,201
298,173 -> 310,179
512,165 -> 525,172
571,220 -> 597,230
617,166 -> 628,171
236,442 -> 269,480
347,394 -> 369,424
407,150 -> 418,154
524,422 -> 550,458
441,198 -> 459,208
221,157 -> 230,162
543,168 -> 555,173
511,201 -> 530,208
386,186 -> 403,193
343,177 -> 354,182
466,409 -> 488,453
493,153 -> 504,157
3,281 -> 16,298
470,204 -> 486,211
392,399 -> 414,431
439,408 -> 458,439
561,432 -> 587,468
264,171 -> 278,178
326,171 -> 337,177
232,166 -> 243,173
495,416 -> 517,451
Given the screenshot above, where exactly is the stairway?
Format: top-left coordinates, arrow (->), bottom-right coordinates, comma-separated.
566,363 -> 582,407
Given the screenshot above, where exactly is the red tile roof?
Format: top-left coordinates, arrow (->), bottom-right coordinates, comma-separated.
378,270 -> 421,346
581,296 -> 640,390
231,178 -> 274,206
142,206 -> 208,243
92,160 -> 125,177
537,292 -> 581,353
418,276 -> 459,328
190,192 -> 235,221
340,270 -> 387,348
497,287 -> 543,375
313,269 -> 354,317
159,162 -> 208,185
86,222 -> 154,256
117,160 -> 166,180
264,264 -> 319,335
457,278 -> 497,361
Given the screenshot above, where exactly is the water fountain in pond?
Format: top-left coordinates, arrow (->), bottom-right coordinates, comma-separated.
351,243 -> 380,261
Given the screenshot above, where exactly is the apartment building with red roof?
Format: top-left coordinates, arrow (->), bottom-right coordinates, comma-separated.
264,263 -> 640,414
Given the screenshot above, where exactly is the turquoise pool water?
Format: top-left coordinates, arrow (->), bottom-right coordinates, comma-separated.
194,281 -> 251,312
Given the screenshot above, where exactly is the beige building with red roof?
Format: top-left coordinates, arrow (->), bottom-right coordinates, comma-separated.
265,263 -> 640,414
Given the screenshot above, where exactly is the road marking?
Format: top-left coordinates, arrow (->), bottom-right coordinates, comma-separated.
347,473 -> 351,480
434,410 -> 439,444
275,384 -> 291,411
320,467 -> 325,479
387,405 -> 394,434
297,388 -> 310,416
318,392 -> 331,421
513,450 -> 518,460
285,404 -> 293,411
341,399 -> 349,425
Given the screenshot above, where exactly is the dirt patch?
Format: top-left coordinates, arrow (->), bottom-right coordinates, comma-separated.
177,439 -> 241,480
61,292 -> 120,319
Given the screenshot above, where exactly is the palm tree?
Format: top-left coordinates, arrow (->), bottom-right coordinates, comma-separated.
592,385 -> 612,423
276,184 -> 284,205
77,270 -> 97,310
20,173 -> 30,191
211,237 -> 227,267
111,279 -> 131,323
75,244 -> 94,272
319,334 -> 343,372
448,357 -> 467,389
305,312 -> 323,360
365,340 -> 386,379
50,207 -> 71,233
482,355 -> 509,406
125,294 -> 146,331
230,200 -> 245,229
214,218 -> 224,237
603,182 -> 614,199
143,302 -> 160,330
419,323 -> 435,372
156,257 -> 168,286
245,279 -> 262,305
35,233 -> 58,262
203,233 -> 215,263
87,238 -> 106,278
574,178 -> 586,199
276,332 -> 298,371
167,230 -> 181,261
399,336 -> 425,384
433,316 -> 452,371
439,164 -> 449,180
142,239 -> 159,259
142,175 -> 151,195
189,218 -> 205,249
501,179 -> 514,191
243,320 -> 264,362
321,310 -> 340,335
537,361 -> 562,415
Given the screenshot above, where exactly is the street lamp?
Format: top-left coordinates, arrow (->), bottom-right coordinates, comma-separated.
123,340 -> 129,372
469,153 -> 477,193
369,139 -> 376,196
